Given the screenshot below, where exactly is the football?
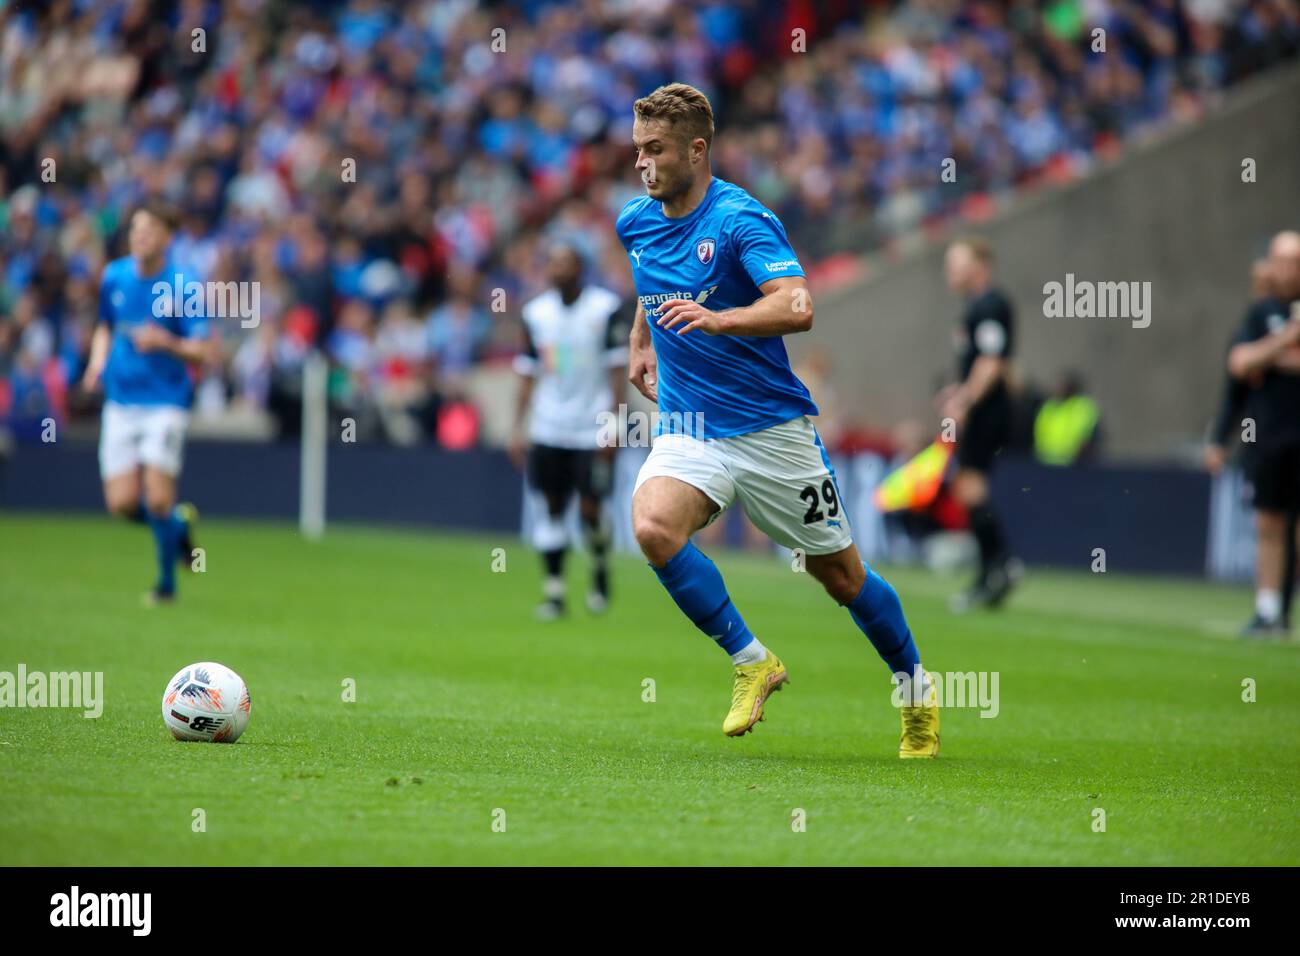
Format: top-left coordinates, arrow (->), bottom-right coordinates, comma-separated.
161,662 -> 251,743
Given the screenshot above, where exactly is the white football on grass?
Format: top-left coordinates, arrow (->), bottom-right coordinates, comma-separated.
162,662 -> 251,742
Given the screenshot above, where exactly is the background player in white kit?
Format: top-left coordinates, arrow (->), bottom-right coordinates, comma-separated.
510,243 -> 632,619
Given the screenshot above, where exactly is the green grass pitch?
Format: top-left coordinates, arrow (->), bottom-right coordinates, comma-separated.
1,512 -> 1297,866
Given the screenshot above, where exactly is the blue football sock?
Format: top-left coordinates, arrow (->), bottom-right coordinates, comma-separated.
172,508 -> 191,565
147,510 -> 182,595
845,565 -> 921,677
652,541 -> 755,656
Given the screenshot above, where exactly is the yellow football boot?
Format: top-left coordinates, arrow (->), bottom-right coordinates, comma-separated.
723,652 -> 788,737
899,670 -> 940,758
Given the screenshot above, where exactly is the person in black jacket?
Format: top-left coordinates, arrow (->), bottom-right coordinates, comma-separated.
1225,233 -> 1300,637
938,237 -> 1021,611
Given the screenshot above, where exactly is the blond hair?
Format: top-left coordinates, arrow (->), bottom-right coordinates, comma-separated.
633,83 -> 714,149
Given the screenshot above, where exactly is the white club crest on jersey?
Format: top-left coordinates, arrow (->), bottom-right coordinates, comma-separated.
696,238 -> 715,264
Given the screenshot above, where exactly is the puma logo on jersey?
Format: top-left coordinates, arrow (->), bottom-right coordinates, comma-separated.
630,249 -> 644,267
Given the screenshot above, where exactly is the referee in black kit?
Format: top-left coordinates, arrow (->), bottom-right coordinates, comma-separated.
937,236 -> 1021,612
1225,230 -> 1300,637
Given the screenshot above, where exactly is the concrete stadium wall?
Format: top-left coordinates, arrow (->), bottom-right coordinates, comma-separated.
801,64 -> 1300,461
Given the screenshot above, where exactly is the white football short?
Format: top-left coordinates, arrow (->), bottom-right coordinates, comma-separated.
633,415 -> 853,556
99,401 -> 190,480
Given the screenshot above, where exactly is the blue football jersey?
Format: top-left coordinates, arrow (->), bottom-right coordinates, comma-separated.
99,256 -> 209,408
615,177 -> 818,438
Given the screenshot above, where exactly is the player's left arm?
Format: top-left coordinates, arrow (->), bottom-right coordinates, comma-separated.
132,322 -> 219,365
946,309 -> 1012,422
132,284 -> 219,366
943,356 -> 1004,428
136,330 -> 215,365
960,355 -> 1005,405
656,203 -> 812,337
654,275 -> 812,337
1270,345 -> 1300,373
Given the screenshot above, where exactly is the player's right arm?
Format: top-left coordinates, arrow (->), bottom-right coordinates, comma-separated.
614,199 -> 656,402
81,265 -> 116,392
508,376 -> 534,469
1204,365 -> 1247,473
81,323 -> 112,392
628,300 -> 657,402
509,318 -> 540,469
1228,305 -> 1300,379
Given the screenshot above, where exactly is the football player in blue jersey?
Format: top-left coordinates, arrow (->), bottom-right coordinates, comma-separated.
80,204 -> 216,605
616,84 -> 939,757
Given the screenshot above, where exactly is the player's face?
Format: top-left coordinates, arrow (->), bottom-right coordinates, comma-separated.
546,248 -> 582,288
129,211 -> 171,263
633,118 -> 696,202
944,245 -> 974,293
1270,236 -> 1300,298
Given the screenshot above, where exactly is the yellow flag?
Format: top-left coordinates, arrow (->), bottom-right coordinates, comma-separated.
873,439 -> 954,513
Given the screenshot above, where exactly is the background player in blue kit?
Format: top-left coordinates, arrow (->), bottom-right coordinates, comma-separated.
617,84 -> 940,758
80,204 -> 217,605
